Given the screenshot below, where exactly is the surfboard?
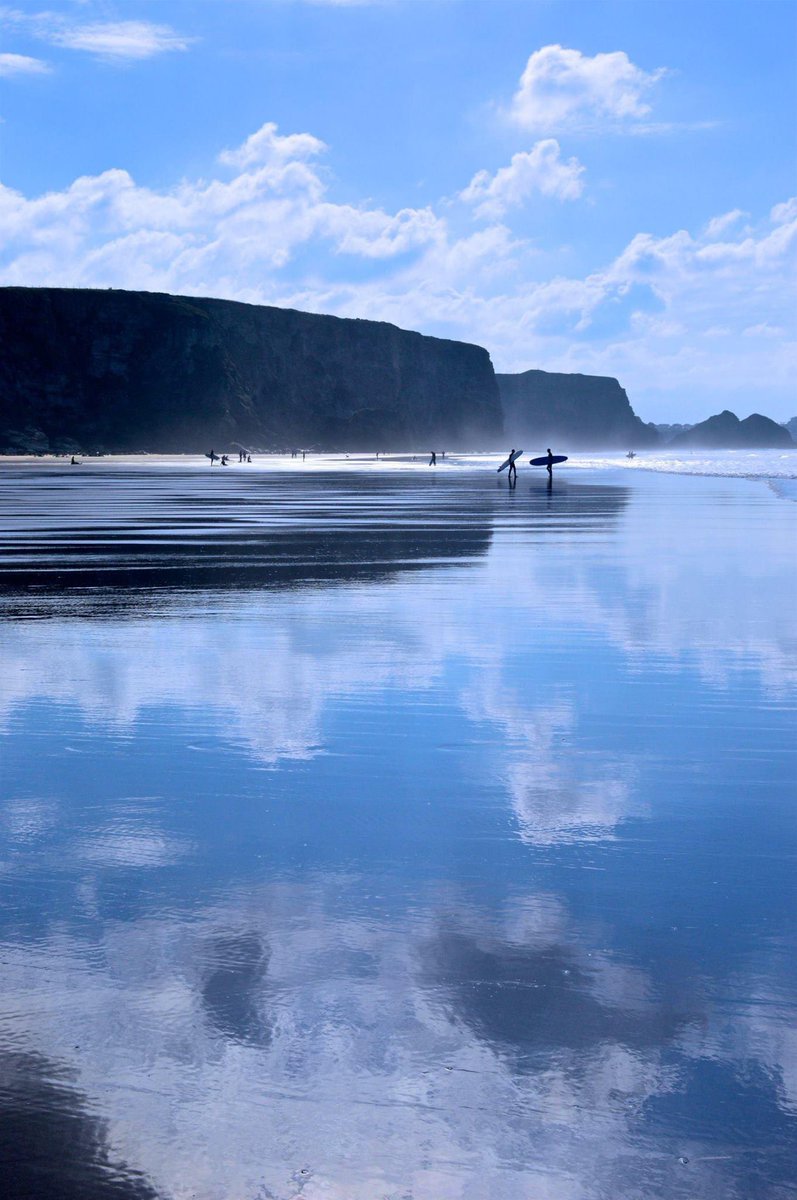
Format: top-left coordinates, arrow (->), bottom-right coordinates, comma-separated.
497,449 -> 523,473
529,454 -> 568,467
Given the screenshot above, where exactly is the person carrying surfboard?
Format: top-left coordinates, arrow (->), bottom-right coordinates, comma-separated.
508,449 -> 518,483
545,448 -> 554,478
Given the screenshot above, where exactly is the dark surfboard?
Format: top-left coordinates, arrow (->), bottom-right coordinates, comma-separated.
529,455 -> 568,467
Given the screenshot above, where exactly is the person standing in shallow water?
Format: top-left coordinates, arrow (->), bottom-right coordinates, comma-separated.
545,447 -> 555,478
429,450 -> 437,466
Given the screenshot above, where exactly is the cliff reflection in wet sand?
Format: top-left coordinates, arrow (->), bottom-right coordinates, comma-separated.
1,462 -> 795,1200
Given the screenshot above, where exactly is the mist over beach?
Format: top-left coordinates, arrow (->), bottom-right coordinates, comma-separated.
1,2 -> 796,1198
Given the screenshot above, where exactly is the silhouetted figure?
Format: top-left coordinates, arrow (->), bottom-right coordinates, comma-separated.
208,449 -> 218,466
545,448 -> 555,478
507,448 -> 518,484
221,454 -> 229,466
302,450 -> 306,461
70,456 -> 80,465
430,451 -> 437,466
247,455 -> 252,463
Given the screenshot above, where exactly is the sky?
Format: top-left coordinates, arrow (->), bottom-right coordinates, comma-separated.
1,0 -> 795,423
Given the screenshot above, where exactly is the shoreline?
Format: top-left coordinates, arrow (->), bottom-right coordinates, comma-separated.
2,447 -> 797,480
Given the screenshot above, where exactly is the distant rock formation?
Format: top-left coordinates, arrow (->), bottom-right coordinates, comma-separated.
0,288 -> 502,453
497,368 -> 658,449
784,416 -> 797,440
653,423 -> 694,443
670,410 -> 794,449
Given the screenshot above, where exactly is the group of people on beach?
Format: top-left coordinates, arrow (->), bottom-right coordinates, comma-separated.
208,449 -> 252,466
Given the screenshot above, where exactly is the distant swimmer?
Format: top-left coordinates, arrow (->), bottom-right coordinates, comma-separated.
430,450 -> 437,466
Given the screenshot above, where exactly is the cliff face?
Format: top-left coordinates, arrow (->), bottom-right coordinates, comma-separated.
0,288 -> 502,453
497,368 -> 658,449
670,410 -> 794,449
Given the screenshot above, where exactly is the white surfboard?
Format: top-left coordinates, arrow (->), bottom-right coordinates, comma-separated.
497,449 -> 523,473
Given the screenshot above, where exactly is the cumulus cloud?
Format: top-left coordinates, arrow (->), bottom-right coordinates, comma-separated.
460,138 -> 585,218
510,44 -> 666,133
218,121 -> 327,169
0,50 -> 50,75
0,121 -> 442,290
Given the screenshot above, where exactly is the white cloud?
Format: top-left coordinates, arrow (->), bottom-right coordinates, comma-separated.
460,139 -> 585,218
48,19 -> 191,60
0,50 -> 50,75
1,11 -> 192,62
704,208 -> 747,238
218,121 -> 327,169
510,44 -> 666,133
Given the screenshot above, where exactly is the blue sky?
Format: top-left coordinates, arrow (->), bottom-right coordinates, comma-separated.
1,0 -> 795,421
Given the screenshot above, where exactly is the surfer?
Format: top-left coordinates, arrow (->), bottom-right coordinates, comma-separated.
208,449 -> 218,466
545,448 -> 555,478
430,450 -> 437,466
507,449 -> 518,484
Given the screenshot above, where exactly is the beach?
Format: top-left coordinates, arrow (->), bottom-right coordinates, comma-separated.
1,453 -> 795,1199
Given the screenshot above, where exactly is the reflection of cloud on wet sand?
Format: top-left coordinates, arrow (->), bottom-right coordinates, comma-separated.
501,475 -> 797,697
3,879 -> 792,1199
1,602 -> 643,848
460,677 -> 640,844
0,593 -> 444,766
78,819 -> 190,869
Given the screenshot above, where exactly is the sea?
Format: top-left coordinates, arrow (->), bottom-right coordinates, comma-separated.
1,449 -> 795,1200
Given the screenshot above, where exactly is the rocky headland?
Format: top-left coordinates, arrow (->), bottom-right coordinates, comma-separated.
497,368 -> 659,449
669,410 -> 793,449
0,288 -> 501,454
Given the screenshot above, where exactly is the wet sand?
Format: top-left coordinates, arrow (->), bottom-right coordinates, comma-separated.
1,459 -> 795,1199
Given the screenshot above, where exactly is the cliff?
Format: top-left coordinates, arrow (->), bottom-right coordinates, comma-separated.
0,288 -> 502,453
670,410 -> 794,449
497,368 -> 658,449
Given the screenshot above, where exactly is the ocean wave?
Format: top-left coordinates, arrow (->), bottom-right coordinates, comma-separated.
566,449 -> 797,480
